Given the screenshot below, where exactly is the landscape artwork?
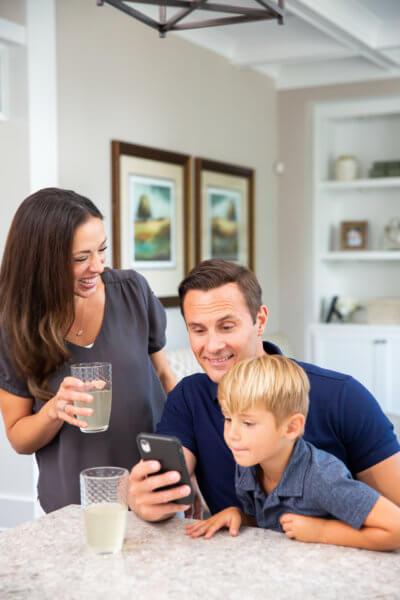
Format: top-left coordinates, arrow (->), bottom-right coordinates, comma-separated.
130,175 -> 176,268
207,186 -> 241,261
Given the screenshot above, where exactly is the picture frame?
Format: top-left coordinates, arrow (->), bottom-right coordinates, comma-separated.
194,158 -> 254,269
111,141 -> 191,307
340,220 -> 368,251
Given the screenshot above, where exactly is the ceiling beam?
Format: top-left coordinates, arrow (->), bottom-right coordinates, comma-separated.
274,64 -> 400,91
233,37 -> 355,68
285,0 -> 398,71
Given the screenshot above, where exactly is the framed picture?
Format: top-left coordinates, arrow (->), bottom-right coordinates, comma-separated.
194,158 -> 254,268
340,221 -> 368,251
111,141 -> 191,307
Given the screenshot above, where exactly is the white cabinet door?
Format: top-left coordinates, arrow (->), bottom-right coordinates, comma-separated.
312,333 -> 375,395
310,326 -> 400,415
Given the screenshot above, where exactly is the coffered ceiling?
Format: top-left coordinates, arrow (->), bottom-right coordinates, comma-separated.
175,0 -> 400,89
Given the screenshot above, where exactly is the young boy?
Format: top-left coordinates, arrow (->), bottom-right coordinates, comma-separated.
186,355 -> 400,551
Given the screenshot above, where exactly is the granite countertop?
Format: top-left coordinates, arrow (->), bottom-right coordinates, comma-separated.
0,505 -> 399,599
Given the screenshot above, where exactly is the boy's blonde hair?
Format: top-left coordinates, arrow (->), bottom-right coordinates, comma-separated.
218,355 -> 310,426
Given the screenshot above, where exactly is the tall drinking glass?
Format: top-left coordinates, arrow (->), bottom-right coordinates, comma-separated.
80,466 -> 128,554
71,362 -> 112,433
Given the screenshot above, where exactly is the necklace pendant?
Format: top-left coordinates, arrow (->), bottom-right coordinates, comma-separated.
75,328 -> 84,337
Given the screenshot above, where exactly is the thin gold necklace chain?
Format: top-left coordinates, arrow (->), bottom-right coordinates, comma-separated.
73,299 -> 87,337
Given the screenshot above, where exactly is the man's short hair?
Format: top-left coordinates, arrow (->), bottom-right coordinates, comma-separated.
178,259 -> 262,323
218,355 -> 310,426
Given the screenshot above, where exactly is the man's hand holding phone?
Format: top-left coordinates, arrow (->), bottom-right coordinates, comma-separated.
128,433 -> 196,522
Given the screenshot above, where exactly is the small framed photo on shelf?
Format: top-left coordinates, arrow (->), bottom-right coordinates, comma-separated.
340,220 -> 368,251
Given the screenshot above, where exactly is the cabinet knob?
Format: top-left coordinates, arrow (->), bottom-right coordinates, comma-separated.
373,339 -> 387,345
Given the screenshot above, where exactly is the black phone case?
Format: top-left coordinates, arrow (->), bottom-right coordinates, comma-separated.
136,433 -> 194,505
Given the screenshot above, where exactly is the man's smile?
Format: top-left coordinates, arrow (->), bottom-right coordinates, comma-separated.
204,353 -> 234,366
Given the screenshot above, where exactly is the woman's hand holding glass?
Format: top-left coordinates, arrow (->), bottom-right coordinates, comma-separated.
47,377 -> 93,428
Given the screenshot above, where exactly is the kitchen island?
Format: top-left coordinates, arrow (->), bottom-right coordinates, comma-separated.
0,505 -> 399,599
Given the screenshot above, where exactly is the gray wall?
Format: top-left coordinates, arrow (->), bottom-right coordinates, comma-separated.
278,78 -> 400,358
55,0 -> 280,346
0,0 -> 25,23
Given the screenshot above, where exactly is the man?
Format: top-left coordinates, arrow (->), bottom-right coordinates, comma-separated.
129,259 -> 400,522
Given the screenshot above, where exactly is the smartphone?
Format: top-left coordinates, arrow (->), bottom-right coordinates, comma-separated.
136,433 -> 194,505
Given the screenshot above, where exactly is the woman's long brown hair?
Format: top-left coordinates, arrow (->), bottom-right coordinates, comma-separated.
0,188 -> 103,401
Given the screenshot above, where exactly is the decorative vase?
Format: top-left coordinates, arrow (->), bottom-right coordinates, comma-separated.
335,155 -> 358,181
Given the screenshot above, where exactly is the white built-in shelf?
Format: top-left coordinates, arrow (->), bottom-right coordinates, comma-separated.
319,177 -> 400,191
321,251 -> 400,261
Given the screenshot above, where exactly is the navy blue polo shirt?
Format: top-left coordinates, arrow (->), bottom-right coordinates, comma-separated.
236,438 -> 380,532
157,342 -> 400,515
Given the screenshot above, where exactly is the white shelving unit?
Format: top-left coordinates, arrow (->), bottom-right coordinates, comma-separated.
312,95 -> 400,323
309,96 -> 400,416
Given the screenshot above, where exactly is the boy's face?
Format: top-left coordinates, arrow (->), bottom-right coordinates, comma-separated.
222,407 -> 288,468
183,283 -> 268,383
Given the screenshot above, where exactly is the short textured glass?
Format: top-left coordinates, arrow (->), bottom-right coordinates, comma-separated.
71,362 -> 112,433
80,466 -> 128,554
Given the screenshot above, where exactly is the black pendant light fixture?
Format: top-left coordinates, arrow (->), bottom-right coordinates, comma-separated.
97,0 -> 284,38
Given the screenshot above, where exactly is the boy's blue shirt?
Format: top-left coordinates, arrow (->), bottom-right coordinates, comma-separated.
235,438 -> 380,531
157,342 -> 400,515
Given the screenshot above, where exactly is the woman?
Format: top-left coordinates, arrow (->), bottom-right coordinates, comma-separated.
0,188 -> 176,512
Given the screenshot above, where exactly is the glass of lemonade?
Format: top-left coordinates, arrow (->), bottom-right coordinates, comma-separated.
71,362 -> 112,433
80,466 -> 128,554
